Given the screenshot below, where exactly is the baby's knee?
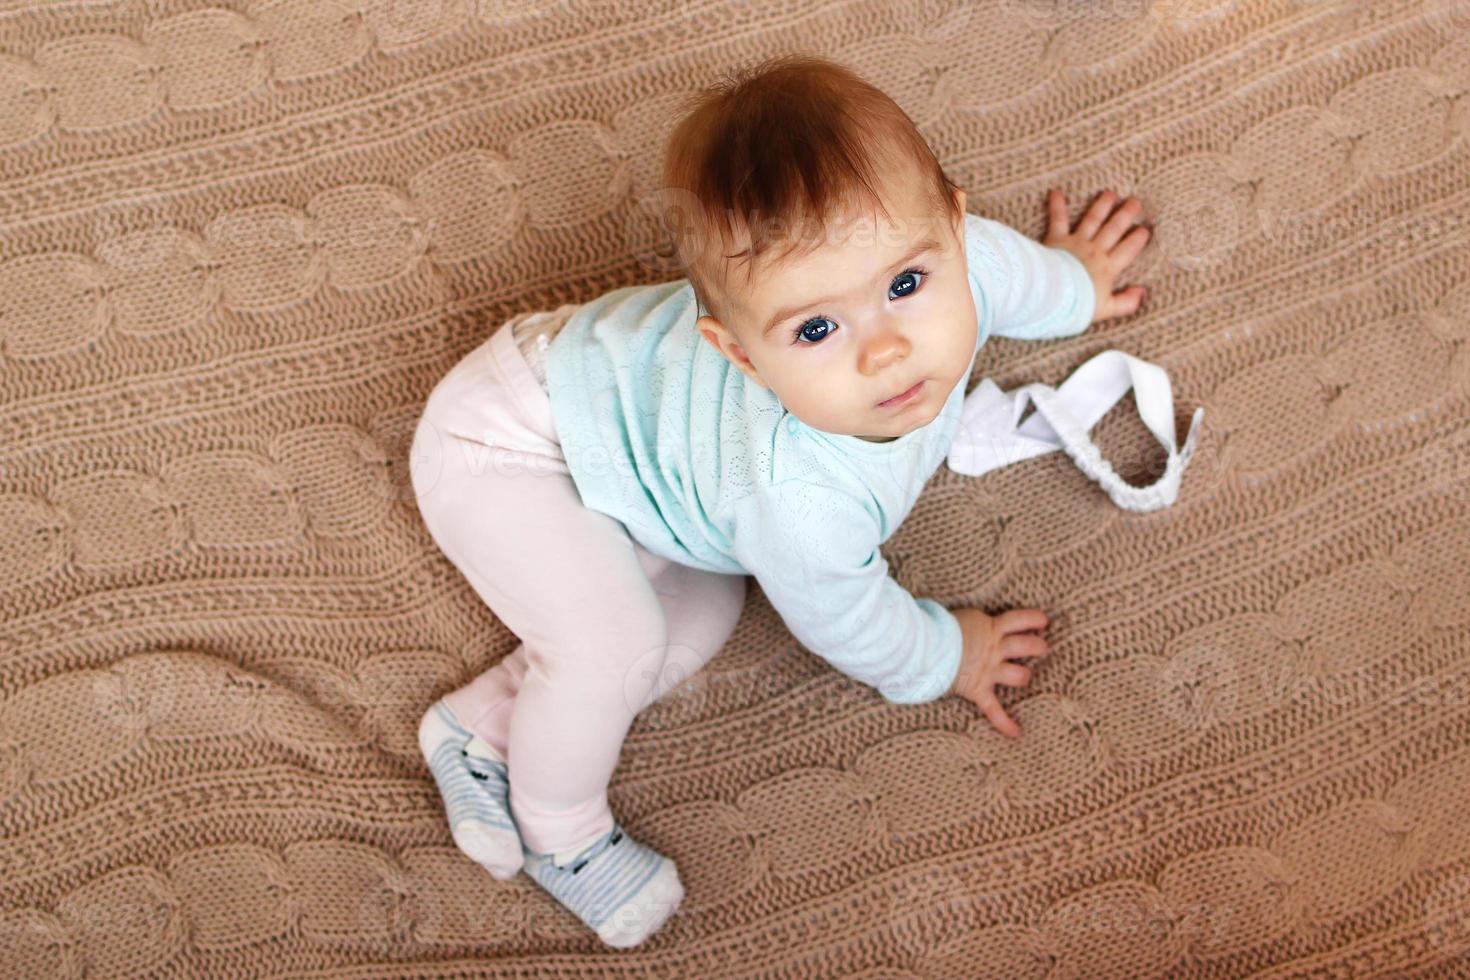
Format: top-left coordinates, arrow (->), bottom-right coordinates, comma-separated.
529,624 -> 673,715
528,603 -> 669,676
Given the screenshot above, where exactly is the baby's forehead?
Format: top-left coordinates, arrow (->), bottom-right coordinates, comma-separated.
699,197 -> 954,313
746,211 -> 951,277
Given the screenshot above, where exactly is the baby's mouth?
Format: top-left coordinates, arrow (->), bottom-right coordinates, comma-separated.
877,379 -> 926,409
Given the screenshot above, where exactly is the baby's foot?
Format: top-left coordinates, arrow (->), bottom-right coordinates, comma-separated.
522,821 -> 684,948
417,699 -> 523,880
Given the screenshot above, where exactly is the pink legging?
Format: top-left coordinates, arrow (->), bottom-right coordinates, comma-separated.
409,318 -> 747,855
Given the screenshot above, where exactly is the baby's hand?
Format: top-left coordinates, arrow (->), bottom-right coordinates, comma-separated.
947,607 -> 1051,738
1045,188 -> 1152,325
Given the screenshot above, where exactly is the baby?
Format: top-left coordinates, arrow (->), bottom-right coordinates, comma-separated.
408,53 -> 1151,948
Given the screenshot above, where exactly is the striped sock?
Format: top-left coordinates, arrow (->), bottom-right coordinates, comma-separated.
417,700 -> 523,880
522,821 -> 685,948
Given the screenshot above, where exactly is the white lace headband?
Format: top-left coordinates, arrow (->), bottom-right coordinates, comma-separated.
946,350 -> 1206,513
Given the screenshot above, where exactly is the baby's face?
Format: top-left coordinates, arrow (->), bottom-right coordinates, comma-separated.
696,180 -> 976,442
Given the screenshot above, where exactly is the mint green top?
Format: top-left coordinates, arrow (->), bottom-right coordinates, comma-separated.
544,212 -> 1095,703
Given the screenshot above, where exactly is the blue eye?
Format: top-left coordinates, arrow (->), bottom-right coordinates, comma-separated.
790,266 -> 929,346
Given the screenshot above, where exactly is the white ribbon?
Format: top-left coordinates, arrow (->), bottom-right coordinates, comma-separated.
945,349 -> 1205,513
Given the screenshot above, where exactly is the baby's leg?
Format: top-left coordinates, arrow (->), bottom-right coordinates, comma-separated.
410,318 -> 746,945
445,557 -> 747,758
414,422 -> 684,857
631,555 -> 748,713
500,543 -> 748,856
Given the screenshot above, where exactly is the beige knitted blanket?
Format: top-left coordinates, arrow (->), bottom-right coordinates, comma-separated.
4,1 -> 1470,975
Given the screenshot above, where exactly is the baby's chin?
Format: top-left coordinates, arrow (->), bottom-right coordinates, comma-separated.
857,393 -> 947,440
891,403 -> 943,436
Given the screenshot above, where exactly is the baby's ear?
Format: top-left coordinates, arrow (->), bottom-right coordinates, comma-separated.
697,315 -> 768,390
696,315 -> 737,363
695,314 -> 725,350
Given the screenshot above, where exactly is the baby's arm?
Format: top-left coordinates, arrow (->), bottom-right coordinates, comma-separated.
728,482 -> 961,705
966,189 -> 1151,342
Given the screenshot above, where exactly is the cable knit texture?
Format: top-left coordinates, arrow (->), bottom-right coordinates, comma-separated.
2,1 -> 1469,975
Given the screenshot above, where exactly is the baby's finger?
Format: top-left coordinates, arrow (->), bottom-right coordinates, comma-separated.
1109,222 -> 1152,268
1001,632 -> 1049,660
995,662 -> 1033,688
1046,188 -> 1070,240
1076,190 -> 1119,240
995,607 -> 1049,636
1096,196 -> 1143,251
1103,285 -> 1147,320
977,690 -> 1022,738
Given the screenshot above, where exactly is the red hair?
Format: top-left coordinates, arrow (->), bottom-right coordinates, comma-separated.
658,53 -> 964,327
